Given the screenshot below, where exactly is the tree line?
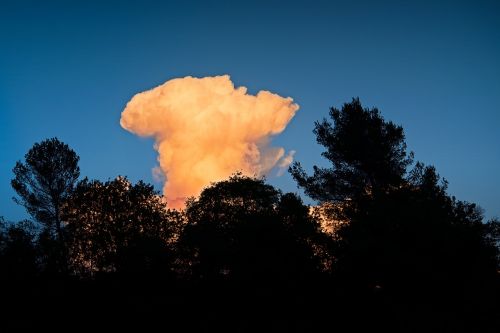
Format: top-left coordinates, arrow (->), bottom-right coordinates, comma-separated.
1,98 -> 499,331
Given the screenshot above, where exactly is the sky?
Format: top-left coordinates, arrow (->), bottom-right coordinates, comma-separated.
1,0 -> 499,221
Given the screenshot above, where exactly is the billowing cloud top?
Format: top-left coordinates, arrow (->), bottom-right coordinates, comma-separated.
120,75 -> 299,209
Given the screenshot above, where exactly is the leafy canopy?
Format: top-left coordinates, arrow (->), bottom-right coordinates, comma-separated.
290,98 -> 413,202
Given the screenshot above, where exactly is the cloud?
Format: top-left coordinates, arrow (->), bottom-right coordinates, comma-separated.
276,150 -> 296,176
120,75 -> 298,209
151,166 -> 165,183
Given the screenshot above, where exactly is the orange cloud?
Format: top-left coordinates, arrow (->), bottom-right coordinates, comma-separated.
120,75 -> 298,209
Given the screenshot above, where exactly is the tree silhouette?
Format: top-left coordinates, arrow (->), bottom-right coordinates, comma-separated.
1,126 -> 499,331
11,138 -> 80,272
63,176 -> 182,277
0,219 -> 39,281
290,98 -> 413,204
290,98 -> 500,331
179,173 -> 324,284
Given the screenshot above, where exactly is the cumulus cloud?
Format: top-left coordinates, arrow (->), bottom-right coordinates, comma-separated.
276,150 -> 296,176
120,75 -> 298,209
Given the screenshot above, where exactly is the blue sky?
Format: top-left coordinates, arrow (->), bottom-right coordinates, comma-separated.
1,0 -> 499,220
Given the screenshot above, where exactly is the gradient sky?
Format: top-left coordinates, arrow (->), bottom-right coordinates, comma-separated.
1,0 -> 499,221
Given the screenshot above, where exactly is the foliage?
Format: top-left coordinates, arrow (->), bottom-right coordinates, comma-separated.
290,98 -> 500,302
290,98 -> 413,203
0,218 -> 39,280
63,176 -> 183,276
11,138 -> 80,272
179,173 -> 325,283
3,104 -> 500,330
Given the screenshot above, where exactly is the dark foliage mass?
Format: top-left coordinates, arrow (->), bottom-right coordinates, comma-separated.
179,174 -> 325,284
11,138 -> 79,272
1,99 -> 499,331
63,176 -> 183,277
290,98 -> 413,202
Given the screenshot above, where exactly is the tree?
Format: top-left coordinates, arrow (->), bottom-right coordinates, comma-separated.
11,138 -> 80,271
289,98 -> 500,330
290,98 -> 413,204
0,219 -> 39,280
63,176 -> 182,276
178,173 -> 324,283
